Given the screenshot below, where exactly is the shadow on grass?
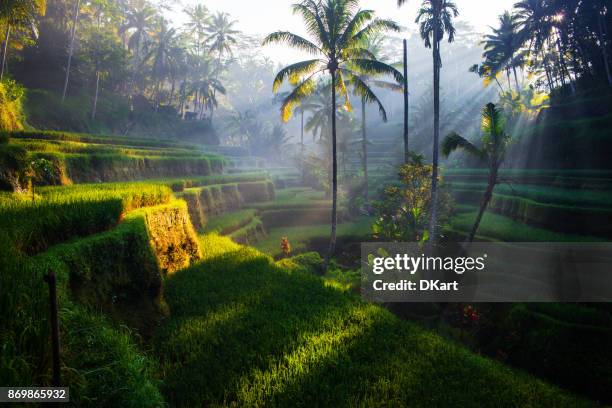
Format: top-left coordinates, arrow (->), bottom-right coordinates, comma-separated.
154,244 -> 591,407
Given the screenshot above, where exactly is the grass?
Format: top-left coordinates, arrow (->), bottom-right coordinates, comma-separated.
0,200 -> 198,406
203,209 -> 257,234
153,233 -> 590,407
254,217 -> 373,257
448,182 -> 612,208
2,183 -> 172,254
10,129 -> 195,149
448,206 -> 605,242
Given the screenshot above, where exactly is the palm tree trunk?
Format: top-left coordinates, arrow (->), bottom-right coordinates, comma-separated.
210,48 -> 223,123
506,68 -> 512,91
326,69 -> 338,266
62,0 -> 81,102
468,167 -> 498,242
598,12 -> 612,87
555,28 -> 575,93
91,71 -> 100,119
541,49 -> 554,91
428,14 -> 441,247
512,65 -> 520,91
403,38 -> 409,164
301,110 -> 305,182
0,24 -> 10,81
361,96 -> 368,202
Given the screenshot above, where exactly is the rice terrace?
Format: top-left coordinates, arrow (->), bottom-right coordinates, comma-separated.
1,0 -> 612,406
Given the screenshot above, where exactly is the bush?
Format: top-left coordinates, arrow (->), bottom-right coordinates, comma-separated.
0,80 -> 25,131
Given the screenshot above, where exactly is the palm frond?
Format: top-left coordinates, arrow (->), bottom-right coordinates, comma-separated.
262,31 -> 322,55
272,59 -> 322,93
350,59 -> 403,84
280,74 -> 319,122
353,19 -> 401,44
343,69 -> 387,121
442,132 -> 484,158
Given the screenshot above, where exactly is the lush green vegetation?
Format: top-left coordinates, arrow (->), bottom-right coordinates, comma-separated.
2,0 -> 612,404
154,234 -> 588,407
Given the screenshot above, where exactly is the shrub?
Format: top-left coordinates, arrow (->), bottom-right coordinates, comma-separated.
0,80 -> 25,131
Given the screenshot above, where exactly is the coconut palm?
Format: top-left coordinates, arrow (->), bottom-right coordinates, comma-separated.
118,1 -> 156,95
190,58 -> 225,120
183,4 -> 210,57
146,20 -> 178,108
264,0 -> 402,265
0,0 -> 46,80
482,11 -> 524,91
399,0 -> 458,246
206,11 -> 239,122
353,35 -> 402,201
60,0 -> 80,101
442,103 -> 511,242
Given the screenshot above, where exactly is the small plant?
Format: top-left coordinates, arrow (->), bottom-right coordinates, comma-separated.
372,161 -> 452,242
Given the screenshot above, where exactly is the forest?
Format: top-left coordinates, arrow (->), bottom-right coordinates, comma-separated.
1,0 -> 612,406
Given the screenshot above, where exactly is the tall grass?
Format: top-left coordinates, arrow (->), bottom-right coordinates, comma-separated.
2,183 -> 172,254
154,234 -> 589,407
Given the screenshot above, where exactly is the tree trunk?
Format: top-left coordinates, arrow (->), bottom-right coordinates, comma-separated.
301,110 -> 305,182
468,167 -> 498,242
62,0 -> 81,102
326,69 -> 338,267
361,96 -> 368,202
599,11 -> 612,86
91,71 -> 100,120
555,28 -> 575,93
0,24 -> 10,81
512,65 -> 520,91
403,38 -> 409,164
428,13 -> 441,247
210,47 -> 223,123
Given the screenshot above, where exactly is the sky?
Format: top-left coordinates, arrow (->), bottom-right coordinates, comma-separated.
169,0 -> 516,63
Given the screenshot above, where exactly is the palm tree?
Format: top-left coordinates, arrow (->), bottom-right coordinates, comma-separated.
264,0 -> 402,265
183,4 -> 210,57
442,103 -> 511,242
353,36 -> 402,201
60,0 -> 80,101
482,11 -> 523,91
514,0 -> 554,90
190,58 -> 225,120
118,1 -> 156,96
206,11 -> 239,122
0,0 -> 46,81
399,0 -> 458,246
146,20 -> 178,108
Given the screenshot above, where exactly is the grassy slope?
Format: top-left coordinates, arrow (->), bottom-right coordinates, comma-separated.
154,234 -> 590,407
449,205 -> 605,242
254,216 -> 373,256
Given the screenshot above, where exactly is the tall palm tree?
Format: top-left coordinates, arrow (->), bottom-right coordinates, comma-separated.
146,20 -> 178,108
353,35 -> 402,201
482,11 -> 524,92
190,58 -> 225,120
206,11 -> 239,122
183,4 -> 210,57
399,0 -> 458,246
442,103 -> 511,242
264,0 -> 402,265
118,1 -> 156,95
60,0 -> 80,101
514,0 -> 554,90
0,0 -> 46,80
